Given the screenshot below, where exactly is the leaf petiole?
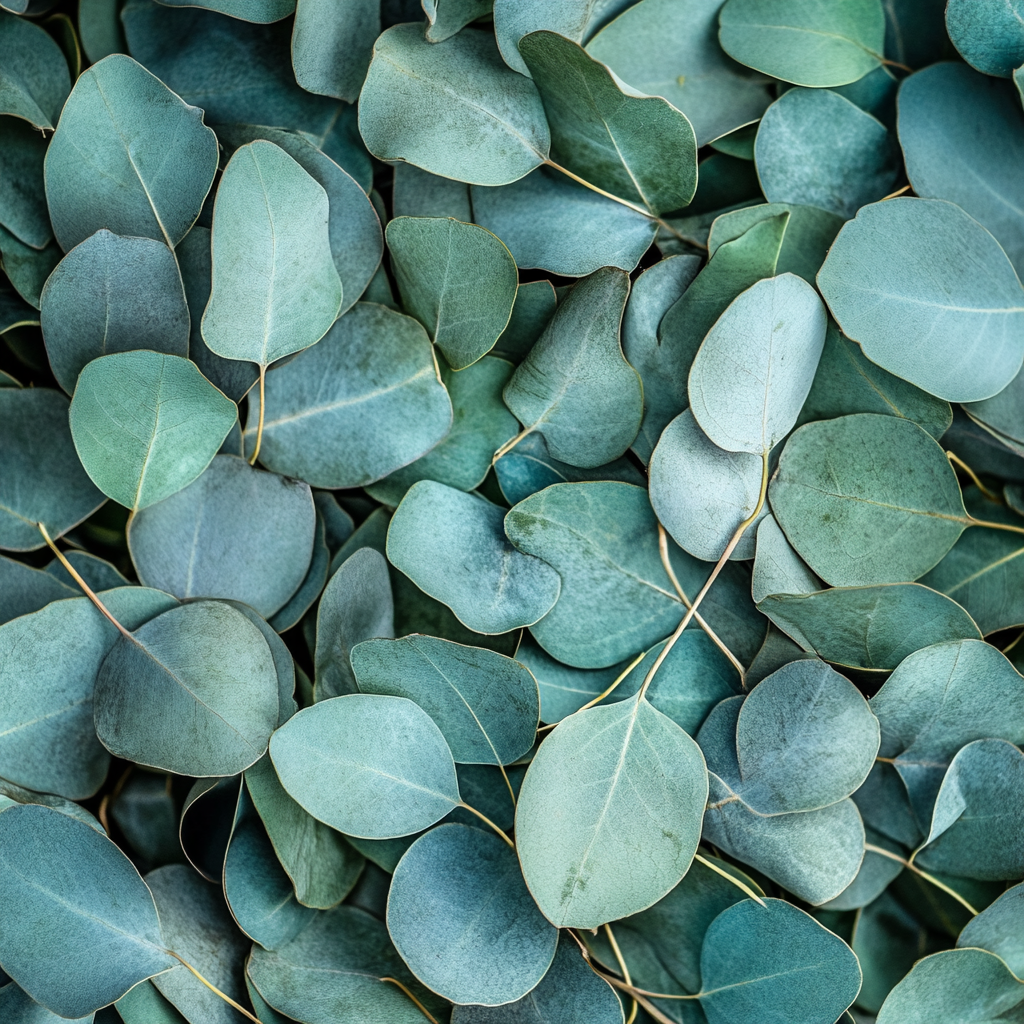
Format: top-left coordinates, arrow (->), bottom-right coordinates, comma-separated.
249,365 -> 266,465
167,950 -> 264,1024
457,801 -> 515,849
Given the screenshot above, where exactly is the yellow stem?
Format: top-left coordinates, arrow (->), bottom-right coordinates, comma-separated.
497,762 -> 517,811
604,924 -> 638,1024
492,428 -> 532,463
693,853 -> 766,907
864,844 -> 978,915
167,951 -> 263,1023
599,971 -> 700,1003
37,523 -> 132,640
881,183 -> 911,201
578,650 -> 647,713
658,524 -> 747,686
640,452 -> 769,699
381,978 -> 439,1024
458,802 -> 515,849
968,516 -> 1024,538
1003,628 -> 1024,656
249,366 -> 266,465
947,451 -> 1000,502
880,57 -> 913,72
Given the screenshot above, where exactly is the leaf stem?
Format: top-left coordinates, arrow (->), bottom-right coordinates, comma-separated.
604,924 -> 638,1024
947,451 -> 1000,502
37,522 -> 133,640
537,648 -> 647,735
639,452 -> 769,699
880,183 -> 911,201
167,951 -> 264,1023
497,762 -> 517,812
599,971 -> 701,1002
693,853 -> 766,907
249,366 -> 266,466
1003,627 -> 1024,656
967,516 -> 1024,538
864,843 -> 978,915
458,801 -> 515,849
381,978 -> 440,1024
492,428 -> 532,464
658,524 -> 747,686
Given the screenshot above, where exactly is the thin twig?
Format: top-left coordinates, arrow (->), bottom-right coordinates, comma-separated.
458,802 -> 515,849
167,951 -> 264,1023
492,428 -> 532,464
864,843 -> 978,915
604,924 -> 638,1024
947,451 -> 1000,502
382,978 -> 440,1024
693,853 -> 765,906
249,366 -> 266,465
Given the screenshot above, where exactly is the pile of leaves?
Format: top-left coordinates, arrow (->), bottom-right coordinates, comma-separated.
3,0 -> 1024,1021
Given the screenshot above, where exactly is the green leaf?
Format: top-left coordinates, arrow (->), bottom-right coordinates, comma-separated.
586,0 -> 771,147
116,980 -> 189,1024
202,140 -> 342,368
0,10 -> 70,129
755,87 -> 896,219
719,0 -> 885,87
759,583 -> 982,671
849,891 -> 924,1012
388,823 -> 557,1004
424,0 -> 493,41
769,413 -> 968,586
156,0 -> 294,20
94,600 -> 280,775
0,981 -> 95,1023
958,882 -> 1024,976
0,804 -> 175,1019
516,692 -> 708,927
40,230 -> 189,395
69,351 -> 238,511
270,693 -> 461,838
0,387 -> 104,550
352,634 -> 539,765
127,455 -> 315,619
965,365 -> 1024,446
520,31 -> 697,216
359,23 -> 550,186
387,481 -> 561,634
0,553 -> 77,624
503,267 -> 643,468
817,198 -> 1024,403
45,54 -> 217,251
752,514 -> 821,604
251,302 -> 453,488
227,600 -> 298,729
946,0 -> 1024,78
689,273 -> 827,455
0,225 -> 61,308
291,0 -> 377,100
0,117 -> 52,249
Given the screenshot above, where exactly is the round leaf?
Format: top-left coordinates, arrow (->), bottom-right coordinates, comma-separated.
946,0 -> 1024,78
0,10 -> 70,130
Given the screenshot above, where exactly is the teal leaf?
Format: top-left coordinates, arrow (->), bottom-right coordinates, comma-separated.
40,230 -> 189,395
45,54 -> 217,251
79,0 -> 126,63
0,804 -> 175,1019
516,692 -> 708,927
270,693 -> 461,838
268,511 -> 328,632
94,600 -> 280,775
156,0 -> 295,20
958,882 -> 1024,976
718,0 -> 886,87
388,823 -> 558,1004
291,0 -> 378,101
352,634 -> 539,765
0,117 -> 52,249
848,892 -> 923,1011
387,481 -> 561,634
0,553 -> 77,624
116,980 -> 189,1024
0,227 -> 66,308
965,364 -> 1024,446
227,601 -> 297,729
0,981 -> 95,1023
0,10 -> 70,129
752,514 -> 821,604
393,163 -> 473,221
358,23 -> 550,186
69,351 -> 238,511
127,455 -> 315,619
946,0 -> 1024,78
503,267 -> 643,468
423,0 -> 493,42
202,140 -> 342,368
817,198 -> 1024,403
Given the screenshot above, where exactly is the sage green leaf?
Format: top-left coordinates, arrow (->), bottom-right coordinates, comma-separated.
202,140 -> 342,367
966,365 -> 1024,446
0,587 -> 175,799
752,514 -> 821,604
0,982 -> 94,1023
650,409 -> 768,561
817,198 -> 1024,403
179,777 -> 242,883
797,322 -> 952,439
0,387 -> 104,550
393,163 -> 473,221
368,355 -> 518,505
116,980 -> 188,1024
94,600 -> 280,775
388,824 -> 557,1004
0,553 -> 77,624
223,786 -> 314,951
424,0 -> 492,41
958,883 -> 1024,976
586,0 -> 771,147
690,273 -> 826,455
0,117 -> 51,249
876,947 -> 1024,1024
921,491 -> 1024,634
388,217 -> 518,370
213,124 -> 383,318
352,634 -> 539,765
69,351 -> 238,511
520,31 -> 697,216
40,230 -> 189,394
291,0 -> 377,101
854,761 -> 923,851
146,864 -> 249,1024
270,693 -> 461,838
122,0 -> 339,135
916,739 -> 1024,880
0,285 -> 38,333
452,932 -> 623,1024
156,0 -> 294,20
0,11 -> 70,130
388,481 -> 561,634
755,87 -> 896,219
899,63 -> 1024,276
315,547 -> 394,700
269,511 -> 330,634
770,414 -> 968,585
471,167 -> 657,276
699,898 -> 862,1024
359,23 -> 550,186
849,892 -> 923,1011
108,772 -> 182,871
248,905 -> 432,1024
45,54 -> 217,251
0,227 -> 61,308
245,754 -> 364,910
718,0 -> 886,87
759,584 -> 982,671
251,303 -> 453,489
516,692 -> 708,927
0,804 -> 175,1019
822,828 -> 905,912
946,0 -> 1024,78
492,279 -> 558,360
226,601 -> 297,729
127,455 -> 315,618
746,623 -> 816,687
79,0 -> 125,63
503,267 -> 642,468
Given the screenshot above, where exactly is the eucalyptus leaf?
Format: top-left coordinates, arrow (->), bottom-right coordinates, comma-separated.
0,226 -> 62,308
0,10 -> 70,130
156,0 -> 294,20
958,882 -> 1024,976
393,163 -> 473,221
0,117 -> 52,250
752,514 -> 822,603
292,0 -> 379,102
946,0 -> 1024,78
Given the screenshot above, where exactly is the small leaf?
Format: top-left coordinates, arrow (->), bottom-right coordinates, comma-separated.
0,10 -> 70,129
291,0 -> 379,101
946,0 -> 1024,77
